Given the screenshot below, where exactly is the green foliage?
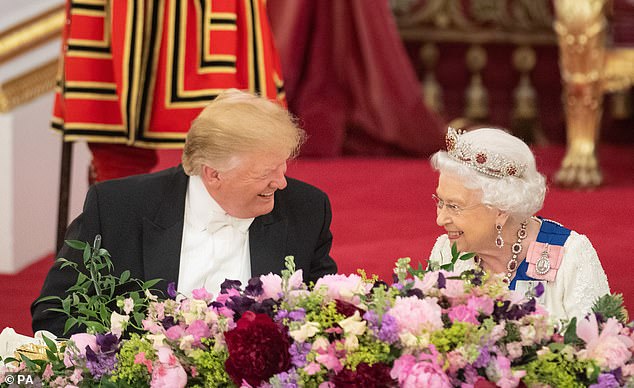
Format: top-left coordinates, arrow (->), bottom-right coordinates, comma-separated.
522,345 -> 600,387
110,334 -> 155,385
189,345 -> 233,387
430,322 -> 472,353
420,243 -> 475,274
36,236 -> 161,335
592,293 -> 629,323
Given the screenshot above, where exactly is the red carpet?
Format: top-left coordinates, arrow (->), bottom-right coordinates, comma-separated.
2,145 -> 632,335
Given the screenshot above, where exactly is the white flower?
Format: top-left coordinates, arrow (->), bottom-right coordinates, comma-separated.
123,298 -> 134,314
338,311 -> 366,336
344,335 -> 359,351
110,311 -> 130,337
312,336 -> 330,352
289,322 -> 320,342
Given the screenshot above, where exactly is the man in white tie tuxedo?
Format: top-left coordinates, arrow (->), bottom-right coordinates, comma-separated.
32,89 -> 337,336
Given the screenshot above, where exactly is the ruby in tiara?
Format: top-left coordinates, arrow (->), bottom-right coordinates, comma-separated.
444,127 -> 527,179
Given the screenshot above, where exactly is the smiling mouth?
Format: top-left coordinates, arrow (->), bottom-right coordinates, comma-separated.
258,192 -> 274,198
447,231 -> 463,239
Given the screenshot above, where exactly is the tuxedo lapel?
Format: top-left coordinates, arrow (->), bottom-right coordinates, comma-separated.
142,167 -> 188,289
249,209 -> 288,277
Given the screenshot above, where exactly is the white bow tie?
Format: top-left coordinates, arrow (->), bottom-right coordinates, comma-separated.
206,214 -> 253,234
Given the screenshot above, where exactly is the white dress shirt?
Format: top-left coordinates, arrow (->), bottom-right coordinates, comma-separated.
178,175 -> 254,297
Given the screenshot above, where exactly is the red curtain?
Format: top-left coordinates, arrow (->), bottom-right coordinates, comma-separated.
267,0 -> 445,157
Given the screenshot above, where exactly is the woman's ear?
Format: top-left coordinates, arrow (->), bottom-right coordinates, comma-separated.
495,210 -> 510,227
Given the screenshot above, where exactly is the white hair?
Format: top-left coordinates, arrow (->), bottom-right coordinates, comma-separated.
430,128 -> 547,219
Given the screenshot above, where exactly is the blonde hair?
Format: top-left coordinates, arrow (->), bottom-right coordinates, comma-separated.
182,89 -> 306,175
430,127 -> 547,219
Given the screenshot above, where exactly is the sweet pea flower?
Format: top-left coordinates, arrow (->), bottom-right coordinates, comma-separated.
487,355 -> 525,388
64,333 -> 98,367
151,363 -> 187,388
577,315 -> 633,370
259,273 -> 283,300
338,311 -> 366,336
165,324 -> 185,340
110,311 -> 130,337
413,271 -> 439,293
303,362 -> 322,375
506,342 -> 523,360
185,319 -> 211,346
289,321 -> 321,342
311,336 -> 330,352
191,287 -> 213,302
314,274 -> 371,305
467,295 -> 494,315
42,363 -> 54,381
447,304 -> 479,325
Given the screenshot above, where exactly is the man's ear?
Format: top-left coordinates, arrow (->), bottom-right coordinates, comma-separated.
201,165 -> 220,187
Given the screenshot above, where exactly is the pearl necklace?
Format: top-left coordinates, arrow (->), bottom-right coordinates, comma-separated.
475,220 -> 528,284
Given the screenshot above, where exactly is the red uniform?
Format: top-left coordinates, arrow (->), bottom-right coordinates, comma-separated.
52,0 -> 285,181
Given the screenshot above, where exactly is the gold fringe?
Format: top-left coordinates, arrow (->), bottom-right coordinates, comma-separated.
0,5 -> 65,64
0,59 -> 58,113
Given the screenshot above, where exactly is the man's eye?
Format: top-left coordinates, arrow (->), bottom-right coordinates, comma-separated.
446,204 -> 461,211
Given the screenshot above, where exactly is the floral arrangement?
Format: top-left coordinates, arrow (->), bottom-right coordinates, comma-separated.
1,239 -> 633,387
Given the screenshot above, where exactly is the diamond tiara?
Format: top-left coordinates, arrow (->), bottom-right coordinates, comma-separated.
445,127 -> 527,179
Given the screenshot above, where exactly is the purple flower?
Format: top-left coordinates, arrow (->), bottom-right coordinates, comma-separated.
245,277 -> 264,297
473,346 -> 491,368
167,282 -> 177,299
590,373 -> 621,388
289,342 -> 311,367
437,272 -> 446,289
85,346 -> 118,379
220,279 -> 243,293
534,282 -> 545,298
96,333 -> 118,353
162,316 -> 176,330
288,308 -> 306,321
378,314 -> 399,344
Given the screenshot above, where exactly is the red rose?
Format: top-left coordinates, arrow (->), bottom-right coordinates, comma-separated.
224,311 -> 291,386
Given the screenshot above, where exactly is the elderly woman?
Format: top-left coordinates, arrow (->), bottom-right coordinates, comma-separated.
428,127 -> 610,321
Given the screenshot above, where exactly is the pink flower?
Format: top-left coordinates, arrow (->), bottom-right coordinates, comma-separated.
191,288 -> 213,302
134,352 -> 154,373
185,319 -> 211,345
467,295 -> 494,315
447,304 -> 479,325
259,273 -> 283,300
64,333 -> 97,367
165,324 -> 185,340
577,316 -> 633,370
487,355 -> 525,388
390,350 -> 452,388
303,362 -> 322,375
387,296 -> 444,334
413,272 -> 439,293
42,363 -> 54,381
150,363 -> 187,388
314,274 -> 371,304
506,342 -> 523,360
142,319 -> 162,334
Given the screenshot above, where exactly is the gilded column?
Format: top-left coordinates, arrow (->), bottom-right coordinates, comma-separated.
553,0 -> 607,188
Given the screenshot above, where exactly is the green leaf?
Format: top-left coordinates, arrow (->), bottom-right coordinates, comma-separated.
35,295 -> 62,303
563,317 -> 580,344
65,240 -> 87,250
42,335 -> 58,353
120,270 -> 130,283
459,252 -> 476,261
142,279 -> 162,289
64,318 -> 78,334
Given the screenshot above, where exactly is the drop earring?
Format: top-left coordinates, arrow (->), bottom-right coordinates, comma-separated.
495,224 -> 504,248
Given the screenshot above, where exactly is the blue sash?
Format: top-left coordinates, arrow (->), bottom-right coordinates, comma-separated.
509,218 -> 571,290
